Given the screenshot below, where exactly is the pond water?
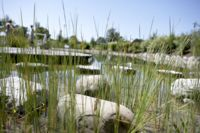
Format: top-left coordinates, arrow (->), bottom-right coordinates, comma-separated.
0,55 -> 176,104
0,54 -> 200,132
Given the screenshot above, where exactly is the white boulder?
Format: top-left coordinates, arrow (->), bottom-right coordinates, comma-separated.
57,94 -> 134,133
187,56 -> 200,69
0,76 -> 42,106
171,78 -> 200,96
76,75 -> 104,95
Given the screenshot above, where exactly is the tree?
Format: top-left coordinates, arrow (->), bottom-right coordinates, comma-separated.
193,22 -> 200,29
57,30 -> 63,42
132,38 -> 143,43
35,26 -> 50,39
106,28 -> 122,42
90,37 -> 96,47
96,37 -> 106,44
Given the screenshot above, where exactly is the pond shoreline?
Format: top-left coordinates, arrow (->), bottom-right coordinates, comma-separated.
78,49 -> 200,70
1,47 -> 199,69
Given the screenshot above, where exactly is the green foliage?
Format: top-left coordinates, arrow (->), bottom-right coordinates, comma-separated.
0,19 -> 6,32
69,35 -> 78,48
174,34 -> 191,55
127,39 -> 144,53
42,39 -> 65,49
57,34 -> 63,42
62,38 -> 69,44
188,89 -> 200,105
95,43 -> 108,50
116,41 -> 130,52
128,42 -> 142,53
90,38 -> 96,47
35,27 -> 50,39
108,43 -> 117,51
6,29 -> 29,47
96,37 -> 106,45
0,93 -> 9,128
107,41 -> 130,52
147,35 -> 176,54
106,28 -> 122,42
15,26 -> 28,37
191,30 -> 200,56
80,41 -> 91,50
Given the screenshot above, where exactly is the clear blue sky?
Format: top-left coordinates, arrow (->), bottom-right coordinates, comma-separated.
1,0 -> 200,41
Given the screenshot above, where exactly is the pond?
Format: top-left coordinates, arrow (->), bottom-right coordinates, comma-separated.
0,53 -> 200,132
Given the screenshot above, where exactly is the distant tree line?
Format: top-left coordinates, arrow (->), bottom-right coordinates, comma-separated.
1,16 -> 200,56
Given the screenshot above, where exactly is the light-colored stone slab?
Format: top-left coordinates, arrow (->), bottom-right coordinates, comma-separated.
76,75 -> 103,95
171,78 -> 200,96
0,76 -> 42,106
57,94 -> 134,133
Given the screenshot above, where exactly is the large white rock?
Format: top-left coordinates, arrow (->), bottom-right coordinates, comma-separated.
0,76 -> 42,106
58,94 -> 134,133
171,78 -> 200,96
136,53 -> 200,69
76,75 -> 105,95
187,56 -> 200,69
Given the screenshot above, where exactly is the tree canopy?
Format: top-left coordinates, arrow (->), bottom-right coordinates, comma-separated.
106,28 -> 122,42
35,24 -> 50,39
96,37 -> 106,44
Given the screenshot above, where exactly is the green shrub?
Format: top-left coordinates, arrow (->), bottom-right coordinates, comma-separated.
42,39 -> 66,49
174,35 -> 191,55
191,30 -> 200,56
6,34 -> 29,48
94,44 -> 108,50
128,39 -> 145,53
108,43 -> 117,51
140,40 -> 150,52
118,42 -> 130,52
69,35 -> 79,48
188,89 -> 200,105
80,42 -> 91,50
128,42 -> 142,53
147,35 -> 176,54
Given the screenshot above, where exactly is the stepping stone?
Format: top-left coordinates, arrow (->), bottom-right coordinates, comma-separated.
171,78 -> 200,96
57,94 -> 134,133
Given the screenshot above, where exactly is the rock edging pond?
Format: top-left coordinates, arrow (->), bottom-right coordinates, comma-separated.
57,94 -> 134,133
82,49 -> 200,69
133,53 -> 200,69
